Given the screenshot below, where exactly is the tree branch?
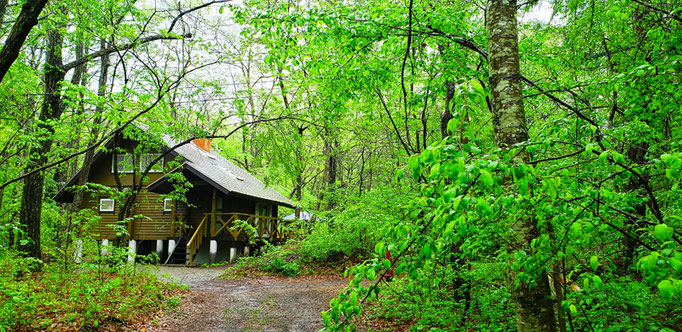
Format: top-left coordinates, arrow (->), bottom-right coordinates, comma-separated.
61,33 -> 192,72
167,0 -> 232,33
0,0 -> 48,84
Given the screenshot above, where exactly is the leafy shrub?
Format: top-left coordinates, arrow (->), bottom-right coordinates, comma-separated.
0,247 -> 182,331
263,256 -> 300,277
359,263 -> 515,331
226,186 -> 412,277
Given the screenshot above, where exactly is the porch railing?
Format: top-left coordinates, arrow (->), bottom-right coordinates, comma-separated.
186,213 -> 290,266
187,215 -> 208,266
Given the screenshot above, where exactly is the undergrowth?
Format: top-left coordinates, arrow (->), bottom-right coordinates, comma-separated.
224,187 -> 409,278
0,249 -> 182,331
358,262 -> 515,331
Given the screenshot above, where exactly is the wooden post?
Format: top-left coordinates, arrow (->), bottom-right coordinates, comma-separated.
170,198 -> 176,236
210,189 -> 216,237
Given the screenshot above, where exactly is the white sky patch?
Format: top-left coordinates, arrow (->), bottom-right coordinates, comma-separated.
520,0 -> 557,24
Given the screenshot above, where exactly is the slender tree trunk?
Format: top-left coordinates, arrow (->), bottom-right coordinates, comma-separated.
53,42 -> 88,187
18,27 -> 66,259
486,1 -> 557,331
623,142 -> 648,267
318,127 -> 338,210
71,39 -> 109,212
438,43 -> 456,139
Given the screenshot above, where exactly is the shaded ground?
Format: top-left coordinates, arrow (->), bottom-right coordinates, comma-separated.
142,267 -> 347,332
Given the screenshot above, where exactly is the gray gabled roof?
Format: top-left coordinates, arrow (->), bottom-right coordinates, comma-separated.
152,134 -> 294,207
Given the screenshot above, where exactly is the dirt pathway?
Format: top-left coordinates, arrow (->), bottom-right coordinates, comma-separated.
145,267 -> 348,332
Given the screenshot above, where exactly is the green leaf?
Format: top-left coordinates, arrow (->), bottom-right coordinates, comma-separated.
477,199 -> 491,216
446,118 -> 458,135
669,257 -> 682,272
590,255 -> 599,271
654,224 -> 674,242
599,151 -> 609,163
479,169 -> 493,188
408,155 -> 420,180
569,304 -> 577,315
410,267 -> 418,279
592,275 -> 603,288
375,242 -> 385,256
443,188 -> 458,203
382,259 -> 391,269
657,279 -> 675,300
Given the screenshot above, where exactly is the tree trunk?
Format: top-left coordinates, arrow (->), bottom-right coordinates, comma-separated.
18,27 -> 66,259
53,42 -> 88,188
71,39 -> 109,212
486,1 -> 557,331
623,142 -> 649,267
0,0 -> 49,84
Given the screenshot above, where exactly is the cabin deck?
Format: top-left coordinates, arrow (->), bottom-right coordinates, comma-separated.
187,212 -> 291,265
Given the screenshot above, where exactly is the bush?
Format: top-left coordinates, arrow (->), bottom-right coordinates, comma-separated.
0,248 -> 182,331
226,186 -> 413,277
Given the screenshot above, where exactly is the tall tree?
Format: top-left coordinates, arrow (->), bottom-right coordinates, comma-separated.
486,0 -> 556,331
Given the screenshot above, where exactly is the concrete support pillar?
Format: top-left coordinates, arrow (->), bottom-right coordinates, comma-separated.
169,239 -> 177,255
229,247 -> 237,263
156,240 -> 164,264
209,240 -> 218,264
101,239 -> 109,256
73,239 -> 83,263
243,245 -> 250,257
128,240 -> 137,264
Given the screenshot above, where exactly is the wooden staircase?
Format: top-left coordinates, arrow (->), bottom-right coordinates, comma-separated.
164,233 -> 190,264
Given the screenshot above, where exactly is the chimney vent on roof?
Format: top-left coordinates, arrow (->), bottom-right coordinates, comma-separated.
192,138 -> 211,152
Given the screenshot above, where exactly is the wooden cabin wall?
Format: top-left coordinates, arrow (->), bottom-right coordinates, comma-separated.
82,189 -> 177,240
80,138 -> 178,240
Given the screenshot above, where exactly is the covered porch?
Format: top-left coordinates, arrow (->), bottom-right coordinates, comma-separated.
148,165 -> 293,265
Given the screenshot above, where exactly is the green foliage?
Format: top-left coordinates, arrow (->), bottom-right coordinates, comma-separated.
226,187 -> 411,278
0,248 -> 181,331
229,245 -> 300,277
325,136 -> 682,330
362,263 -> 515,331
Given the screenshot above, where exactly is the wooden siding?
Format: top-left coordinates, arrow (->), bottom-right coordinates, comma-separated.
83,190 -> 177,240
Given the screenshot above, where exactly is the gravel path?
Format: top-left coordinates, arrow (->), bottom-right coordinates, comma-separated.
145,265 -> 227,287
142,266 -> 348,332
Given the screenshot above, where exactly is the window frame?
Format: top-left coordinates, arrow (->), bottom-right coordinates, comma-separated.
99,198 -> 115,213
140,153 -> 164,173
163,198 -> 173,213
111,153 -> 135,174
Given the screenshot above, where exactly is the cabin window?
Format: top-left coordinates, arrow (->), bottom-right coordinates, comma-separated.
140,153 -> 163,173
99,198 -> 115,213
112,153 -> 135,173
163,198 -> 173,212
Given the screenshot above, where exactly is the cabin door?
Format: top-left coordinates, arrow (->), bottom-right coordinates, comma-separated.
255,203 -> 272,239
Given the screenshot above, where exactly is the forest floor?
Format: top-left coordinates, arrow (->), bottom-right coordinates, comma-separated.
139,266 -> 347,332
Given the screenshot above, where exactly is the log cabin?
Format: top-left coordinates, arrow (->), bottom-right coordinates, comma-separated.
54,127 -> 294,265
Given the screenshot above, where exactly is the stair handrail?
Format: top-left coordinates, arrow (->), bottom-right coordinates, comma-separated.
163,233 -> 183,265
187,215 -> 208,266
